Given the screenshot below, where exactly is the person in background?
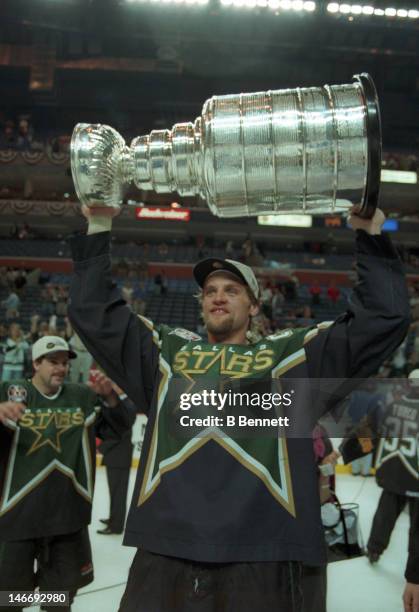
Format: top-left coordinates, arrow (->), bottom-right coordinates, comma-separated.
98,383 -> 137,535
1,289 -> 20,320
301,425 -> 340,612
0,336 -> 134,612
348,384 -> 384,477
327,282 -> 340,305
68,331 -> 94,384
1,323 -> 29,382
29,315 -> 53,343
309,280 -> 322,305
367,370 -> 419,564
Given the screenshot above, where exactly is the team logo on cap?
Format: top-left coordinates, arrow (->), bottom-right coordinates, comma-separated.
213,262 -> 223,269
46,339 -> 66,350
7,385 -> 27,404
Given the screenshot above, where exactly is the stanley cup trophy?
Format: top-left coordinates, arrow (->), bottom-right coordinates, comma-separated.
71,73 -> 381,219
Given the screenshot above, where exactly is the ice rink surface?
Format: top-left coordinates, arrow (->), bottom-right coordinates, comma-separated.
28,470 -> 410,612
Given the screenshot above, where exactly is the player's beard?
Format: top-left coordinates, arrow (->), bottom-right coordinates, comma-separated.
205,313 -> 235,340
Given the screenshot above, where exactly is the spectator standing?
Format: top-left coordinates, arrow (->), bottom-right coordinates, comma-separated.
68,332 -> 94,384
271,287 -> 285,324
161,272 -> 168,296
55,286 -> 69,317
39,285 -> 57,318
327,282 -> 341,304
14,269 -> 27,294
153,272 -> 162,295
1,323 -> 29,381
97,383 -> 137,535
309,280 -> 322,305
29,315 -> 55,344
283,273 -> 299,300
153,271 -> 168,296
1,290 -> 20,320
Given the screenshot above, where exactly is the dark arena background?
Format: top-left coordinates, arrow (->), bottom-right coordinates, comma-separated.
0,0 -> 418,611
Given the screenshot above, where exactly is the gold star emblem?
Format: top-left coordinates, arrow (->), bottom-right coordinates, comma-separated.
27,412 -> 73,455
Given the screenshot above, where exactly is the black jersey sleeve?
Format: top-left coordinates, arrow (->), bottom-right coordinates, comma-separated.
95,396 -> 137,440
303,230 -> 410,412
68,231 -> 159,413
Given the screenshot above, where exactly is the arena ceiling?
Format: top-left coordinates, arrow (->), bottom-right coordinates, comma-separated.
0,0 -> 418,145
0,0 -> 418,219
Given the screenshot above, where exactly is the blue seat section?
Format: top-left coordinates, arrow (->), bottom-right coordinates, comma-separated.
0,238 -> 417,273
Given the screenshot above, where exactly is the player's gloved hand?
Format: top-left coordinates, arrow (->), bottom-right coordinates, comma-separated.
0,401 -> 26,424
348,206 -> 385,235
403,582 -> 419,612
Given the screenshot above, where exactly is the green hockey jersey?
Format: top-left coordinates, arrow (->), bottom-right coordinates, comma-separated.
0,380 -> 131,540
375,394 -> 419,497
68,229 -> 410,564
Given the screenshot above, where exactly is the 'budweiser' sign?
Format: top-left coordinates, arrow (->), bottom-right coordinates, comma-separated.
135,207 -> 190,221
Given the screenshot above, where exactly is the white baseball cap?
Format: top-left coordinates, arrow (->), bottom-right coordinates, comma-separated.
193,258 -> 260,301
32,335 -> 77,361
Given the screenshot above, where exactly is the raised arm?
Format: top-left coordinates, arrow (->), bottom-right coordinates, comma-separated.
68,207 -> 159,412
89,372 -> 137,437
304,209 -> 410,406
